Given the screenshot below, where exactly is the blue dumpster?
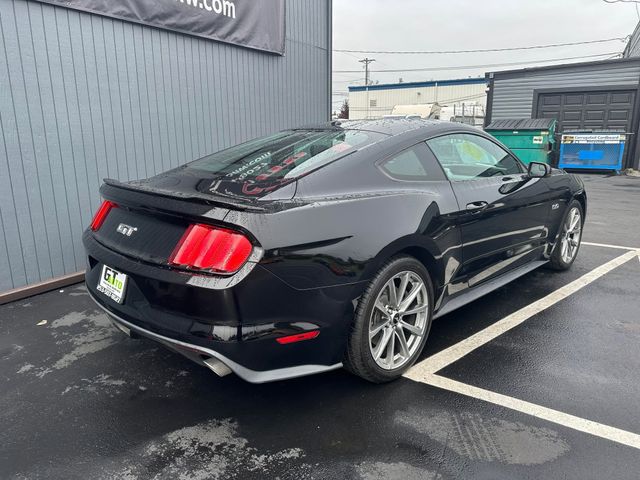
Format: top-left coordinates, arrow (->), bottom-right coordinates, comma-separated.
558,133 -> 627,171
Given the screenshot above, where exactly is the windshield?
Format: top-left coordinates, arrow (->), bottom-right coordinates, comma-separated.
186,129 -> 385,198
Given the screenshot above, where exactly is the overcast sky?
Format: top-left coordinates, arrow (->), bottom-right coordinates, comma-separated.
332,0 -> 639,110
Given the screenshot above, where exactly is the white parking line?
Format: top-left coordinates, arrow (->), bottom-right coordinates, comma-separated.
406,249 -> 639,377
582,241 -> 639,251
404,248 -> 640,450
423,374 -> 640,450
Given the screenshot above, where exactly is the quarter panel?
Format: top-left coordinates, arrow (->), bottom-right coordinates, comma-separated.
225,182 -> 462,294
545,171 -> 585,245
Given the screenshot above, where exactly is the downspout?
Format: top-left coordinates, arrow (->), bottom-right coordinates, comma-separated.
484,72 -> 495,128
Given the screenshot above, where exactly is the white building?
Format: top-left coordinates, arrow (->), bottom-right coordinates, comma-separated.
348,78 -> 487,121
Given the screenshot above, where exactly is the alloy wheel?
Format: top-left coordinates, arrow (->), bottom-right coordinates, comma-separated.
560,207 -> 582,264
368,271 -> 429,370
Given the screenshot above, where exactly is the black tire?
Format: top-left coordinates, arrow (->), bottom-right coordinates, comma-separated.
548,199 -> 584,271
344,255 -> 434,383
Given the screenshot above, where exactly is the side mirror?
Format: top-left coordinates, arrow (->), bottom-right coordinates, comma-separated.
528,162 -> 551,178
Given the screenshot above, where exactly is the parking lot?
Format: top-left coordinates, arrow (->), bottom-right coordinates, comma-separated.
2,173 -> 639,480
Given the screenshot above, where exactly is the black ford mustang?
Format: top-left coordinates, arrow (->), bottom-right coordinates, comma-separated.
84,120 -> 585,383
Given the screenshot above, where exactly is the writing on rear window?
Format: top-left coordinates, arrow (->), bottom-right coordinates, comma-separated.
188,129 -> 385,198
227,152 -> 272,181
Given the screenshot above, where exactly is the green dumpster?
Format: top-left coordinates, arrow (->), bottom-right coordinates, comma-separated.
485,118 -> 557,165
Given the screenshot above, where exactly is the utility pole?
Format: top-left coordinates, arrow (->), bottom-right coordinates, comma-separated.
359,57 -> 375,86
359,57 -> 375,119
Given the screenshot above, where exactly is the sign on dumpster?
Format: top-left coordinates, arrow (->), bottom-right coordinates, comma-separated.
558,133 -> 626,171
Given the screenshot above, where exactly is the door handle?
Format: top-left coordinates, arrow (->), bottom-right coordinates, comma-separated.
466,201 -> 489,212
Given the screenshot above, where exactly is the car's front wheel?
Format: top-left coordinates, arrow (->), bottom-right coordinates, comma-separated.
549,200 -> 584,271
345,256 -> 433,383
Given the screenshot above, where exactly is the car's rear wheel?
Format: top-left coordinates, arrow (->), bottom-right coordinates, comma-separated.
345,256 -> 433,383
549,200 -> 584,271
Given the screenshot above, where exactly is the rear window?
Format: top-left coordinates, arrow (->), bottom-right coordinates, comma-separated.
187,129 -> 385,197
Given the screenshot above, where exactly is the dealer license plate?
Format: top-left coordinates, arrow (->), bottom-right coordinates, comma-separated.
97,265 -> 128,304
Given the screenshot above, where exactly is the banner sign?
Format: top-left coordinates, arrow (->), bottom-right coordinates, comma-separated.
33,0 -> 286,55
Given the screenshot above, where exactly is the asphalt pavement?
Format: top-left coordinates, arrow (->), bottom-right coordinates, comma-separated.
1,173 -> 640,480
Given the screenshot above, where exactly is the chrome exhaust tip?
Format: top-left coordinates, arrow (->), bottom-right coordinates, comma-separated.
109,317 -> 131,336
203,356 -> 233,377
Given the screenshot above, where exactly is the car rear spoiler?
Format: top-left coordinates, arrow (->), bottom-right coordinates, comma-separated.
102,178 -> 270,212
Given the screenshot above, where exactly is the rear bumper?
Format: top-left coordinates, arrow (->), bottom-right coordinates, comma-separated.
83,230 -> 360,381
88,290 -> 342,383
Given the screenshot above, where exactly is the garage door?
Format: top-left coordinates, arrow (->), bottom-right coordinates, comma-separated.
536,89 -> 636,132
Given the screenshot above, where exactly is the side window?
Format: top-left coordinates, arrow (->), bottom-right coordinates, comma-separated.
380,143 -> 445,181
426,134 -> 523,181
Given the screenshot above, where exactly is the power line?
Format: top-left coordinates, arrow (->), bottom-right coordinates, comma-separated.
334,50 -> 362,60
333,52 -> 620,74
602,0 -> 640,19
333,37 -> 626,55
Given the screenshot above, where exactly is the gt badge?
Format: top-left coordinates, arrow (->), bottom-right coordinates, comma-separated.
116,223 -> 138,237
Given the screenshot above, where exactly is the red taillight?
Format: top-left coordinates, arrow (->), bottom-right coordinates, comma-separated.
276,331 -> 320,345
90,200 -> 117,231
169,224 -> 253,273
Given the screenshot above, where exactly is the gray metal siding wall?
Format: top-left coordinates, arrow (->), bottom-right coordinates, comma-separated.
0,0 -> 331,292
624,23 -> 640,58
490,62 -> 640,120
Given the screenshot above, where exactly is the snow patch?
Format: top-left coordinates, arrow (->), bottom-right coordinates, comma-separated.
61,374 -> 127,395
35,310 -> 118,377
111,419 -> 305,479
357,461 -> 441,480
16,363 -> 35,374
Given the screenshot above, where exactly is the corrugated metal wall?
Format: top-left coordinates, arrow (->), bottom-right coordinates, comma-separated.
349,82 -> 486,120
0,0 -> 331,293
624,23 -> 640,58
489,61 -> 640,120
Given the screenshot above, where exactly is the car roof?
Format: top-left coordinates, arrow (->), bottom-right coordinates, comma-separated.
295,119 -> 482,138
